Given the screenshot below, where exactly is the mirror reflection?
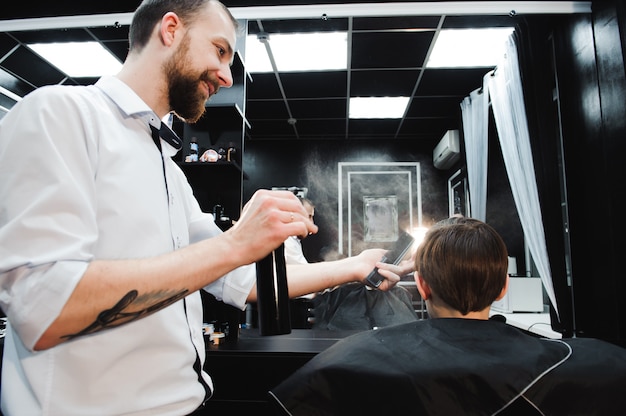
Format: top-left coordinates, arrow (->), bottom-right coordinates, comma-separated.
0,2 -> 596,338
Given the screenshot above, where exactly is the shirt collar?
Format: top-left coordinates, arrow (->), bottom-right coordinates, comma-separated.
95,76 -> 180,157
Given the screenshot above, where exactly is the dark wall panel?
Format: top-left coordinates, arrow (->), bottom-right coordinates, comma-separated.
243,137 -> 527,266
243,139 -> 450,262
549,2 -> 626,346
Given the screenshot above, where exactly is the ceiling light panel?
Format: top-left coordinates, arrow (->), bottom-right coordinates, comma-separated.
246,32 -> 347,73
426,28 -> 514,68
349,97 -> 410,119
28,42 -> 122,77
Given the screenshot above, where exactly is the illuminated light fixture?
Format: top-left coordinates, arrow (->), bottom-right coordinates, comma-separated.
349,96 -> 410,119
426,27 -> 515,68
411,226 -> 430,248
28,42 -> 122,77
246,32 -> 347,73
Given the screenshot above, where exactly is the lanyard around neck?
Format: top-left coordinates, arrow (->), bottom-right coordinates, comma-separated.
150,123 -> 183,152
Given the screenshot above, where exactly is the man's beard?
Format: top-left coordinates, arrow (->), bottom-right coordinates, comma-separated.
164,36 -> 220,123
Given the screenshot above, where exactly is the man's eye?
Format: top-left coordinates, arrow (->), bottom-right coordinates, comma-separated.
217,46 -> 225,56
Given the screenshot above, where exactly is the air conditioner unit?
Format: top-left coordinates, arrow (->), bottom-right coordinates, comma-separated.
433,129 -> 461,170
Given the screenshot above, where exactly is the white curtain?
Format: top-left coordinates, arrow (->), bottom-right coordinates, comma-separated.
460,80 -> 489,221
487,34 -> 558,316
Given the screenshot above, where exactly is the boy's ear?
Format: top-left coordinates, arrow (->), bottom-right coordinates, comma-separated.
415,272 -> 431,301
495,275 -> 509,301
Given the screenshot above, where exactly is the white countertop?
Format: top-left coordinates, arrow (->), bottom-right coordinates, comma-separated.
490,310 -> 562,339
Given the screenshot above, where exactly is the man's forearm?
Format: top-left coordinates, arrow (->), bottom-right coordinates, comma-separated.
35,232 -> 243,350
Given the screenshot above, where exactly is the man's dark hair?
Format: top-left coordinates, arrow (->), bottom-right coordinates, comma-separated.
129,0 -> 239,52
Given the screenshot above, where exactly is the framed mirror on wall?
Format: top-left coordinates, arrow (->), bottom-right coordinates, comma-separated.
448,168 -> 471,217
338,162 -> 422,257
363,196 -> 399,243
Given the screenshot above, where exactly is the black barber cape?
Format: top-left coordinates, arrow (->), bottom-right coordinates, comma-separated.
270,319 -> 626,416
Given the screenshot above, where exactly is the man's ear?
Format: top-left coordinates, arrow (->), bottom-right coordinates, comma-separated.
160,12 -> 181,47
495,275 -> 509,301
415,272 -> 431,301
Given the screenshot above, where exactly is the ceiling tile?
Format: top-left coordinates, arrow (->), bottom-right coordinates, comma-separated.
398,117 -> 460,142
416,68 -> 491,97
288,98 -> 346,119
103,41 -> 130,63
9,28 -> 94,44
349,118 -> 400,137
0,68 -> 34,97
351,31 -> 434,69
406,96 -> 464,118
88,26 -> 130,42
350,69 -> 417,96
353,15 -> 441,31
247,119 -> 297,139
0,34 -> 19,58
443,15 -> 516,29
246,99 -> 290,119
246,72 -> 281,100
279,71 -> 347,99
296,118 -> 347,138
249,18 -> 349,35
2,46 -> 66,87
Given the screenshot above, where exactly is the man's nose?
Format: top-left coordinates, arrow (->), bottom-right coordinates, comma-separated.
218,64 -> 233,88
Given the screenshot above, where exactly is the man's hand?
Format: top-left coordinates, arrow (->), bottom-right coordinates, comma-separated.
349,249 -> 395,291
225,190 -> 318,266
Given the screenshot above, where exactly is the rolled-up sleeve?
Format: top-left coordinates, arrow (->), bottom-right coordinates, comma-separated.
203,264 -> 256,310
0,87 -> 98,349
182,189 -> 256,310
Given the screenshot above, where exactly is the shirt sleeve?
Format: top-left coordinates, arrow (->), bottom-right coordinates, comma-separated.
284,236 -> 308,265
179,174 -> 256,310
0,87 -> 98,350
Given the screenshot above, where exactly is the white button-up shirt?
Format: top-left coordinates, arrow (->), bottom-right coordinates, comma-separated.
0,76 -> 255,415
284,236 -> 308,265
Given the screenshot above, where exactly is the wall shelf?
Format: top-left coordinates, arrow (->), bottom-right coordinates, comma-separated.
178,160 -> 248,180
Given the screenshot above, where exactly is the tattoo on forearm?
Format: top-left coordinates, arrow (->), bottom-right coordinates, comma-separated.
61,288 -> 189,340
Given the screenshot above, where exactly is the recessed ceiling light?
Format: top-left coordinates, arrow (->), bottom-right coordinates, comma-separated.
28,42 -> 122,77
246,32 -> 347,73
349,97 -> 410,119
426,28 -> 514,68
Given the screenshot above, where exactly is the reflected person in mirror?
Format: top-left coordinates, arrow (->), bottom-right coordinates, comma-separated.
284,198 -> 316,266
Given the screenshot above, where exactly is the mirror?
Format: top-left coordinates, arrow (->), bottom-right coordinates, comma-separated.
0,2 -> 589,336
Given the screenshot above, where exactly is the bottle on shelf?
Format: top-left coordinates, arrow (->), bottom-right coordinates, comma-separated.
186,137 -> 199,162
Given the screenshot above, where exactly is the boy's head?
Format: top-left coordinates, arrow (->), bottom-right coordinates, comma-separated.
414,217 -> 508,316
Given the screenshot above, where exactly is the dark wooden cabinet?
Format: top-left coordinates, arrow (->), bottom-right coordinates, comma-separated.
198,329 -> 354,414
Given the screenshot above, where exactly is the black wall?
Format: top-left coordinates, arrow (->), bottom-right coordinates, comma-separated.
514,3 -> 626,346
243,139 -> 448,262
242,133 -> 523,267
549,2 -> 626,345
